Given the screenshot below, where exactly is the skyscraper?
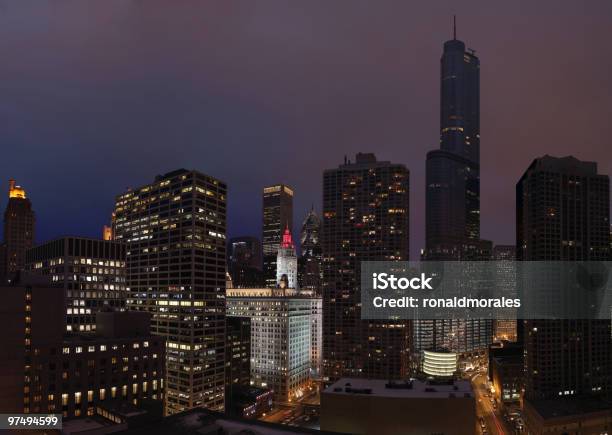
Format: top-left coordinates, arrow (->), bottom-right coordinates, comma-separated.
262,184 -> 293,287
322,153 -> 410,380
418,23 -> 492,356
226,286 -> 317,402
425,20 -> 481,258
298,207 -> 322,294
113,169 -> 227,414
517,156 -> 612,401
1,179 -> 35,282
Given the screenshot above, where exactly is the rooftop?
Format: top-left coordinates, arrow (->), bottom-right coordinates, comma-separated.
324,378 -> 473,399
527,396 -> 612,420
116,407 -> 341,435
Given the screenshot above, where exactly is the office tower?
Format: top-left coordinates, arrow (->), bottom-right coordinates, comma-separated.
225,316 -> 251,388
298,207 -> 322,294
419,24 -> 492,356
492,245 -> 517,341
226,286 -> 320,402
276,227 -> 298,289
0,275 -> 164,417
425,23 -> 480,257
262,184 -> 293,287
113,169 -> 227,414
227,236 -> 263,288
322,153 -> 410,380
25,237 -> 126,333
517,156 -> 612,403
1,179 -> 35,281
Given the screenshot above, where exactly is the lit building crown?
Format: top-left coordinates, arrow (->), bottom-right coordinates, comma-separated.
8,179 -> 26,199
280,226 -> 295,249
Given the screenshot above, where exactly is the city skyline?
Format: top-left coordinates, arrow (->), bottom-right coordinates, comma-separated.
1,2 -> 612,260
0,5 -> 611,432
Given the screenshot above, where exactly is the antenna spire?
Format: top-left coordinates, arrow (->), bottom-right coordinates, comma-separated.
453,15 -> 457,40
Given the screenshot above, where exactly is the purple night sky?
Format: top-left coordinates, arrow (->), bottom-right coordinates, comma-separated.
0,1 -> 611,259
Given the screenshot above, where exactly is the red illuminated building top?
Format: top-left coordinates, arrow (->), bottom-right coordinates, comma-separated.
280,226 -> 294,249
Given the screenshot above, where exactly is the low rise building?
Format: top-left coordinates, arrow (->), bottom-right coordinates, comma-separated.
321,378 -> 476,435
26,236 -> 127,333
225,385 -> 273,419
490,354 -> 522,407
523,397 -> 612,435
0,275 -> 164,419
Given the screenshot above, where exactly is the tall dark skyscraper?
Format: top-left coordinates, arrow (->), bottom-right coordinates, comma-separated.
298,207 -> 322,294
262,184 -> 293,287
322,153 -> 410,380
418,24 -> 492,356
113,169 -> 227,414
426,22 -> 481,257
1,180 -> 35,282
517,156 -> 612,402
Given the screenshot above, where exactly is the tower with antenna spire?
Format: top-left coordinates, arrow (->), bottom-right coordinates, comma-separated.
418,19 -> 492,355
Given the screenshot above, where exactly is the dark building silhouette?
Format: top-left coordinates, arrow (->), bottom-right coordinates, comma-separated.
25,237 -> 127,333
227,236 -> 263,288
426,21 -> 480,255
517,156 -> 612,403
322,153 -> 410,381
418,24 -> 492,356
262,184 -> 293,287
298,207 -> 322,294
1,179 -> 35,282
0,275 -> 164,418
225,316 -> 251,387
113,169 -> 227,414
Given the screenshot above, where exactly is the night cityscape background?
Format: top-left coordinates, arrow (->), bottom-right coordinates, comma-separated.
0,2 -> 611,435
0,2 -> 611,258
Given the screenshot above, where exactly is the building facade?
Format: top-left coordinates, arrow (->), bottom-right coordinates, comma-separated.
0,278 -> 164,418
1,179 -> 35,282
321,378 -> 476,435
419,27 -> 492,356
113,169 -> 227,414
492,245 -> 517,342
517,156 -> 612,403
225,316 -> 251,387
226,287 -> 321,402
322,153 -> 410,381
26,237 -> 126,333
262,184 -> 293,287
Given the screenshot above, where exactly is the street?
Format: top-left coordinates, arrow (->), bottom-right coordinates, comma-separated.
472,372 -> 515,435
